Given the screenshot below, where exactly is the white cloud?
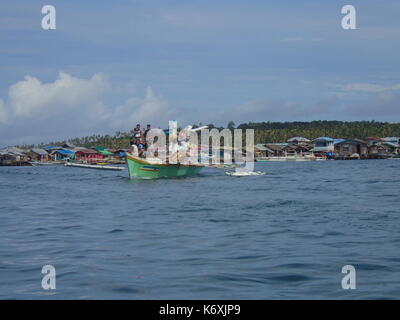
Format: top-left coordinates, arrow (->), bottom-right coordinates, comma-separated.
111,87 -> 177,129
0,98 -> 7,123
8,72 -> 110,118
336,83 -> 400,93
281,37 -> 323,43
0,73 -> 176,146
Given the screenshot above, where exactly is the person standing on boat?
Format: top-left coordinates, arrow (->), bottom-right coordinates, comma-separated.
133,124 -> 142,139
144,124 -> 151,150
130,124 -> 142,155
133,124 -> 143,146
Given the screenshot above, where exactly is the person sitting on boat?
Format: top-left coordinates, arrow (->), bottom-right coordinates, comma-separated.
130,144 -> 139,156
136,138 -> 145,157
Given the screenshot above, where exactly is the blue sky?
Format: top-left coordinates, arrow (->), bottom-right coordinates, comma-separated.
1,0 -> 400,146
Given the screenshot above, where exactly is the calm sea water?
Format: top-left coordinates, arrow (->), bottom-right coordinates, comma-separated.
1,160 -> 400,299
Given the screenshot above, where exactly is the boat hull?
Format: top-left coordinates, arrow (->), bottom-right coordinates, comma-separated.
255,156 -> 326,162
125,154 -> 204,179
65,162 -> 125,171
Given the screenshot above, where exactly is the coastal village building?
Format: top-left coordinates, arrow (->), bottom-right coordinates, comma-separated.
74,148 -> 104,162
51,149 -> 74,161
286,143 -> 312,155
0,154 -> 24,166
334,139 -> 368,159
98,149 -> 114,158
311,137 -> 335,156
381,137 -> 400,154
1,133 -> 398,167
43,146 -> 63,152
366,137 -> 382,146
28,148 -> 50,162
382,137 -> 400,145
0,147 -> 30,166
382,142 -> 399,155
255,140 -> 314,158
368,144 -> 389,158
254,144 -> 273,158
264,143 -> 288,157
366,137 -> 398,157
93,147 -> 114,158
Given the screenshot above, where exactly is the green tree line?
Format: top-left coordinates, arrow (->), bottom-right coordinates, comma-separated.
17,121 -> 400,149
238,121 -> 400,143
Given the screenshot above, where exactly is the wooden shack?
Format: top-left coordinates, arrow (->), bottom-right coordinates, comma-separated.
334,139 -> 368,159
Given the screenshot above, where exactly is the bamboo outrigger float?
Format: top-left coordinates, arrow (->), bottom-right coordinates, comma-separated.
125,153 -> 204,179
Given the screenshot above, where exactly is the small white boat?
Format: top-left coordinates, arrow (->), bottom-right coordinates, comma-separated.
226,170 -> 266,177
256,155 -> 326,162
29,161 -> 55,166
64,162 -> 125,171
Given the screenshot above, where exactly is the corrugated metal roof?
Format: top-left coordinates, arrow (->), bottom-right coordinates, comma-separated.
254,144 -> 269,151
264,144 -> 286,151
314,137 -> 334,142
382,137 -> 400,141
382,142 -> 399,148
54,149 -> 74,155
43,146 -> 62,150
75,148 -> 99,154
287,136 -> 311,142
335,139 -> 365,145
0,147 -> 26,156
62,142 -> 76,148
333,139 -> 345,144
99,150 -> 113,155
31,148 -> 48,156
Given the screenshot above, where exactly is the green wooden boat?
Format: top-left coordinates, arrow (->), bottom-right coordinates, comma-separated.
125,153 -> 204,179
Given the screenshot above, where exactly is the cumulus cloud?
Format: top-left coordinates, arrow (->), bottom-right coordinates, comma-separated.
0,99 -> 7,124
2,72 -> 400,147
8,72 -> 110,118
111,87 -> 177,128
0,73 -> 176,146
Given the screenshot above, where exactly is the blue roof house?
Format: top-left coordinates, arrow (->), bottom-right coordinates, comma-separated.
311,137 -> 335,155
51,149 -> 74,161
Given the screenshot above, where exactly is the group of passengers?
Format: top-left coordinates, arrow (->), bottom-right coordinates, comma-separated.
131,124 -> 151,157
